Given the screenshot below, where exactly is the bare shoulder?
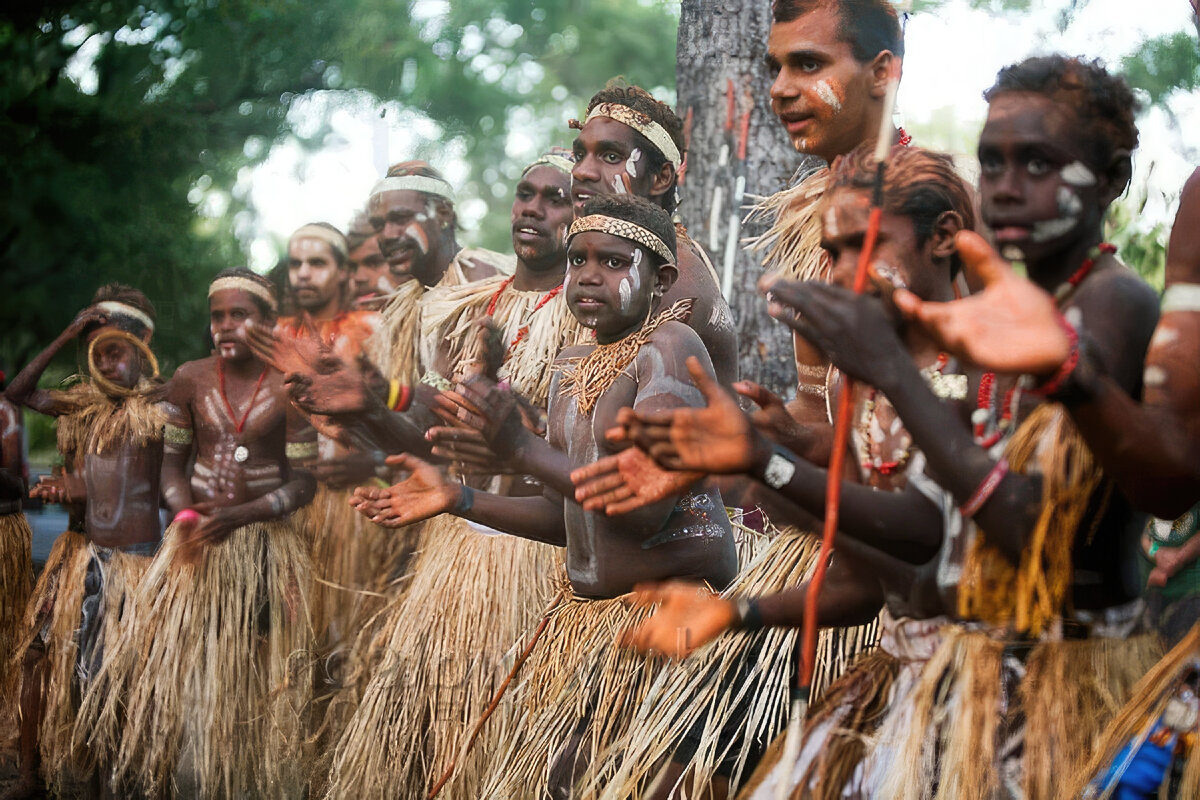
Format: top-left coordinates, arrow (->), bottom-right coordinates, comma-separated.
1078,263 -> 1159,335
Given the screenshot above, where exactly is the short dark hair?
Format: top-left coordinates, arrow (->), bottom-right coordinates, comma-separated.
772,0 -> 904,62
985,55 -> 1139,184
211,267 -> 278,318
346,210 -> 374,252
576,194 -> 678,267
585,82 -> 686,214
825,143 -> 975,275
89,283 -> 156,337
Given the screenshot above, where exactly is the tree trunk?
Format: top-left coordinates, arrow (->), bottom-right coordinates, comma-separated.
676,0 -> 818,396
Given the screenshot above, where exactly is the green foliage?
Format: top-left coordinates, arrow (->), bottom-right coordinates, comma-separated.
1121,32 -> 1200,104
1106,194 -> 1169,291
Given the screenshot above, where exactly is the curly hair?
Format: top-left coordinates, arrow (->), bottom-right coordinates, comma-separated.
825,143 -> 976,274
985,55 -> 1139,181
585,82 -> 686,214
772,0 -> 904,62
575,194 -> 678,268
89,283 -> 156,337
211,267 -> 278,318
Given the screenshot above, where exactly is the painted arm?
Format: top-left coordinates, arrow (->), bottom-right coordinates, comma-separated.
160,375 -> 196,516
6,307 -> 108,415
0,403 -> 25,497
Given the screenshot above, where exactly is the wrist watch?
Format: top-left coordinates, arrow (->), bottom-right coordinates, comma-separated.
762,449 -> 796,489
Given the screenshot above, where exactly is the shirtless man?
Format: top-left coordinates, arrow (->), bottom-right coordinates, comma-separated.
82,269 -> 317,799
353,195 -> 737,797
570,84 -> 739,386
5,287 -> 164,798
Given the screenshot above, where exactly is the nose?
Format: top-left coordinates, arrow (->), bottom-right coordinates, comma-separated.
989,168 -> 1024,206
521,199 -> 545,220
381,220 -> 405,242
572,157 -> 600,184
770,68 -> 798,106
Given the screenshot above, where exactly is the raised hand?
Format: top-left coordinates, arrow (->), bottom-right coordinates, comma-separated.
618,581 -> 738,659
427,426 -> 515,474
892,230 -> 1070,375
349,453 -> 460,527
68,305 -> 109,335
611,356 -> 767,474
570,447 -> 702,515
735,380 -> 818,456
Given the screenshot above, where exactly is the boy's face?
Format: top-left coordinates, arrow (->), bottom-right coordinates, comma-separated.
349,235 -> 393,299
209,289 -> 266,362
86,327 -> 142,390
821,187 -> 945,303
977,92 -> 1104,265
565,230 -> 665,343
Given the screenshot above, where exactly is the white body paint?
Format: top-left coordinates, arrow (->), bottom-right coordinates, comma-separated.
1151,325 -> 1180,349
1144,365 -> 1168,388
823,208 -> 840,238
816,80 -> 842,113
405,222 -> 429,253
873,262 -> 908,289
1031,215 -> 1079,242
1060,161 -> 1098,187
1056,186 -> 1083,217
611,174 -> 627,194
618,277 -> 632,311
629,250 -> 642,287
625,148 -> 642,178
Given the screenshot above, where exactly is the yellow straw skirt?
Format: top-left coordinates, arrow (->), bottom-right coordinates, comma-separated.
0,512 -> 33,685
325,514 -> 561,800
2,530 -> 151,792
76,518 -> 313,799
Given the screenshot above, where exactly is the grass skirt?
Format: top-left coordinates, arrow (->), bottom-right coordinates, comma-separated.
2,530 -> 151,791
76,518 -> 313,799
0,512 -> 33,690
324,514 -> 561,800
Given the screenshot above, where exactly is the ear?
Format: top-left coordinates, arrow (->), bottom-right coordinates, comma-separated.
647,161 -> 677,204
654,261 -> 679,298
1097,149 -> 1132,208
434,199 -> 457,231
928,211 -> 964,261
139,329 -> 153,345
868,51 -> 899,100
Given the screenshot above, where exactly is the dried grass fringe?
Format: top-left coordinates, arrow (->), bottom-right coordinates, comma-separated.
958,403 -> 1105,636
1022,633 -> 1163,800
0,512 -> 33,691
420,276 -> 589,407
75,519 -> 313,799
1068,624 -> 1200,799
583,527 -> 839,798
55,380 -> 166,458
477,575 -> 663,799
324,514 -> 561,800
368,278 -> 425,384
742,167 -> 831,283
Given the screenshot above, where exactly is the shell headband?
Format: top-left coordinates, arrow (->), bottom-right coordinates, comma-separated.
289,224 -> 348,260
369,175 -> 456,204
96,301 -> 155,334
208,276 -> 278,313
568,214 -> 675,266
584,103 -> 683,169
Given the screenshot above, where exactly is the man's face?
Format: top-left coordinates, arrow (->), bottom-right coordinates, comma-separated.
767,6 -> 878,162
348,235 -> 394,300
565,231 -> 663,342
512,166 -> 574,270
287,237 -> 346,314
977,92 -> 1102,265
821,187 -> 939,302
368,189 -> 445,285
209,289 -> 266,362
86,327 -> 142,390
571,118 -> 662,215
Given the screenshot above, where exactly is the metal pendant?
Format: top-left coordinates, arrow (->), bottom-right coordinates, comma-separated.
233,445 -> 250,463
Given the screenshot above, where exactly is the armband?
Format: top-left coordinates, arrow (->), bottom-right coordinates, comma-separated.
452,485 -> 475,515
387,380 -> 412,412
1161,283 -> 1200,314
164,424 -> 193,447
959,458 -> 1009,518
420,370 -> 452,392
285,441 -> 319,461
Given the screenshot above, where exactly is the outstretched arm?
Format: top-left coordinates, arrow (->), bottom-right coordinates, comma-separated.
6,307 -> 108,416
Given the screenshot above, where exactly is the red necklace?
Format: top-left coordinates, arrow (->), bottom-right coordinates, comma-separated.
898,127 -> 912,147
217,359 -> 269,434
1053,242 -> 1115,304
487,276 -> 565,352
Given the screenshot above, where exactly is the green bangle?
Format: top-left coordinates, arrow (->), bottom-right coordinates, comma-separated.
453,485 -> 475,515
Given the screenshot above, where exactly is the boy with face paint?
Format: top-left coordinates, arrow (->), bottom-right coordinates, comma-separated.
570,84 -> 740,388
78,269 -> 318,799
325,151 -> 590,800
4,286 -> 165,798
366,161 -> 513,384
731,57 -> 1162,797
351,195 -> 738,797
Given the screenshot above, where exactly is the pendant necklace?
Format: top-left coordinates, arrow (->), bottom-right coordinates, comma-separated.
218,359 -> 269,463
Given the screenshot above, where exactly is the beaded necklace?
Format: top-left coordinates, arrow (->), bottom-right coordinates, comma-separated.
858,353 -> 948,476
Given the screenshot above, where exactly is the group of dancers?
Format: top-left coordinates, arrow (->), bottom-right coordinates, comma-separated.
2,0 -> 1199,797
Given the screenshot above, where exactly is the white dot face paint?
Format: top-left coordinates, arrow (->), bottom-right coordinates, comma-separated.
1151,325 -> 1180,349
873,262 -> 908,289
1060,161 -> 1097,187
618,276 -> 632,312
611,174 -> 627,195
815,80 -> 842,114
1056,186 -> 1083,217
625,148 -> 642,179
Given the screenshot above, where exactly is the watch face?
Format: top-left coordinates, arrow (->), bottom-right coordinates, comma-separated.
764,452 -> 796,489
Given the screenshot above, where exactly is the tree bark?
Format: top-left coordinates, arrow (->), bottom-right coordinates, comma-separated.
676,0 -> 818,396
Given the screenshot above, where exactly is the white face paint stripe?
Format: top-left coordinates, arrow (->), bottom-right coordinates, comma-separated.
1162,284 -> 1200,314
618,277 -> 632,312
1056,186 -> 1083,217
612,174 -> 627,194
1060,161 -> 1097,187
625,148 -> 642,178
815,80 -> 842,113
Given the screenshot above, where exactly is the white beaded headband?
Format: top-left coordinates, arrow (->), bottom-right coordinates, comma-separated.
568,214 -> 675,266
369,175 -> 456,203
95,301 -> 155,333
584,103 -> 683,169
289,224 -> 348,260
208,276 -> 278,313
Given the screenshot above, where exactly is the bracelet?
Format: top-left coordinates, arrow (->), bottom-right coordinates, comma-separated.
386,381 -> 412,412
959,458 -> 1009,518
1029,313 -> 1079,397
173,508 -> 200,526
735,597 -> 765,631
760,449 -> 797,490
453,485 -> 475,515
